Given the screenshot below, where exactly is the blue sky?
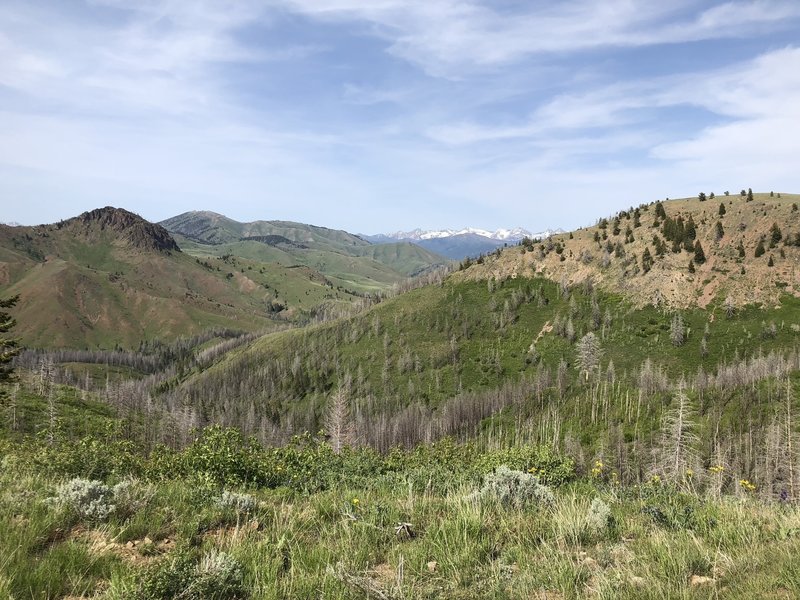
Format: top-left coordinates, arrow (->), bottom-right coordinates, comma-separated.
1,0 -> 799,234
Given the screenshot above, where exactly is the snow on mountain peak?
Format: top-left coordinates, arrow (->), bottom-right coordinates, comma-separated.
381,226 -> 556,242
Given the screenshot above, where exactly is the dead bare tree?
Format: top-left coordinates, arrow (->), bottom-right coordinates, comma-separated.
326,386 -> 354,454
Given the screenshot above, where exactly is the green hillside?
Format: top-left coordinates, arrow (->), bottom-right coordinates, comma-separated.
162,211 -> 451,293
0,208 -> 360,348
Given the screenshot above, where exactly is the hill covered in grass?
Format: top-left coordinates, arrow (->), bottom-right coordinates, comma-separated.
0,208 -> 363,348
161,211 -> 451,294
0,386 -> 798,600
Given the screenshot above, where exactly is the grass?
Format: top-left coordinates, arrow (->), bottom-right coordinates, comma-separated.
1,462 -> 799,599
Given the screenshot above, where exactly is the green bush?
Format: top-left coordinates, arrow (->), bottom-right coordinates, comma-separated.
132,548 -> 247,600
475,445 -> 576,486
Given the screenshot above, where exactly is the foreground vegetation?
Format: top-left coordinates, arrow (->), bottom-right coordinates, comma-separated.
1,420 -> 800,599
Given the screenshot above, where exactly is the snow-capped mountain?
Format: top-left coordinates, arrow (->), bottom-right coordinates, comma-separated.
381,227 -> 553,242
362,227 -> 563,260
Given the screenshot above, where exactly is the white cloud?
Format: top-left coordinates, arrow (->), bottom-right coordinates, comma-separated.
279,0 -> 800,76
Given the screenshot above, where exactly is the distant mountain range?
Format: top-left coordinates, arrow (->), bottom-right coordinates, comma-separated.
362,227 -> 562,260
161,211 -> 450,293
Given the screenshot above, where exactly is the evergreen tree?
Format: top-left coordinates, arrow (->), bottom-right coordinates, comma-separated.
737,240 -> 746,258
768,255 -> 775,267
655,201 -> 667,220
685,215 -> 697,240
642,247 -> 653,273
719,203 -> 726,216
715,221 -> 725,240
0,295 -> 20,385
698,192 -> 706,202
747,188 -> 754,202
693,240 -> 706,264
755,239 -> 766,258
688,260 -> 695,273
770,223 -> 783,247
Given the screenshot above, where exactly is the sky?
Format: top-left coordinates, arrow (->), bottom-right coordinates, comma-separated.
1,1 -> 799,234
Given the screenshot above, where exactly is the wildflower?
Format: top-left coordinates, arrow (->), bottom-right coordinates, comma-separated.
649,474 -> 661,485
739,479 -> 756,493
351,498 -> 360,506
709,465 -> 725,475
591,460 -> 604,478
686,469 -> 694,478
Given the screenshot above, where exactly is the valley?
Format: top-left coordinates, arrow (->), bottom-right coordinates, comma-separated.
2,193 -> 800,599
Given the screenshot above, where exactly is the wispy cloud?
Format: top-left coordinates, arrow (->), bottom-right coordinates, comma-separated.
280,0 -> 800,76
0,1 -> 799,232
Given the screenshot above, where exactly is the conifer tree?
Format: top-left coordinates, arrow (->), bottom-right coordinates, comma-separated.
719,203 -> 726,216
0,295 -> 20,385
642,247 -> 653,273
693,240 -> 706,264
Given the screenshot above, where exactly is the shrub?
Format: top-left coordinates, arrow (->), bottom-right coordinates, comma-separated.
475,445 -> 575,486
216,491 -> 258,515
184,550 -> 246,599
133,548 -> 247,600
113,478 -> 155,519
50,478 -> 115,522
473,466 -> 554,509
586,497 -> 612,534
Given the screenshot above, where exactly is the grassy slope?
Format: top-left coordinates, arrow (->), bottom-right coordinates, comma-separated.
0,385 -> 798,600
0,218 -> 284,348
163,212 -> 451,293
190,272 -> 800,408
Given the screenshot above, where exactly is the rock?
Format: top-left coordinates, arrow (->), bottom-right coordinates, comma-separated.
143,536 -> 153,545
427,561 -> 438,573
690,575 -> 715,587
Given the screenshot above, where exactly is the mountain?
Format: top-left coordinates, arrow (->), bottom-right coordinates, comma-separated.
378,227 -> 536,242
0,207 -> 360,348
161,212 -> 451,293
362,227 -> 562,260
159,193 -> 800,442
457,192 -> 800,309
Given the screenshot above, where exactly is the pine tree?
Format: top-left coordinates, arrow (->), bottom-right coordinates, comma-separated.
642,247 -> 653,273
770,223 -> 783,247
688,260 -> 695,273
0,295 -> 20,385
719,203 -> 726,216
715,221 -> 724,240
755,239 -> 766,257
747,188 -> 754,202
686,216 -> 697,241
693,240 -> 706,264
